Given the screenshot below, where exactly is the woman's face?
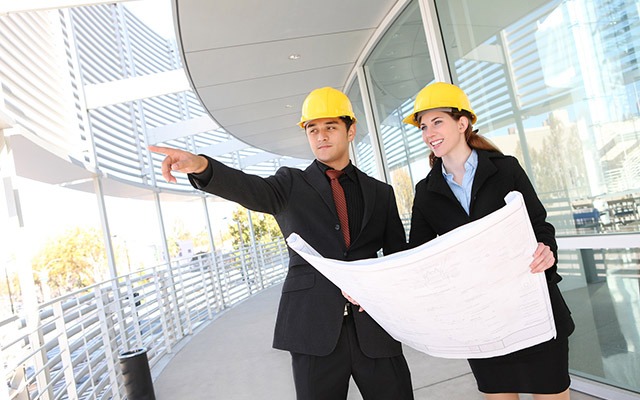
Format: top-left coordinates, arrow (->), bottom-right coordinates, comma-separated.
418,109 -> 468,158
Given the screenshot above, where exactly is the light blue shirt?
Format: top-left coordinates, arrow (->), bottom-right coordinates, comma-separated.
442,149 -> 478,215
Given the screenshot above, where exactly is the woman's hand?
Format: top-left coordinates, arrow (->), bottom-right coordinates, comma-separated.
529,242 -> 555,273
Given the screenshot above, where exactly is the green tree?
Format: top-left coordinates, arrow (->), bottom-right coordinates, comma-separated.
32,227 -> 107,298
390,167 -> 415,218
228,207 -> 281,249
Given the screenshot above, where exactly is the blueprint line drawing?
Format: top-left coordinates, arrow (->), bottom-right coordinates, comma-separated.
286,191 -> 556,359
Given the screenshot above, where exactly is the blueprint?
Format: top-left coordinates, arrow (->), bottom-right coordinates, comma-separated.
286,191 -> 556,359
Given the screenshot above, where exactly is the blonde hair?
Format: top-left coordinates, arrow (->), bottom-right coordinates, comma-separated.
428,110 -> 502,168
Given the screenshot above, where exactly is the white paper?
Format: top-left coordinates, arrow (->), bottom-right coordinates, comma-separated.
286,191 -> 556,359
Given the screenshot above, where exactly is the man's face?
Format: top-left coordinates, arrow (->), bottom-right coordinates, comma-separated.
305,117 -> 355,169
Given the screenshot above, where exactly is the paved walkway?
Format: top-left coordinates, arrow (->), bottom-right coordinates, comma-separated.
153,283 -> 599,400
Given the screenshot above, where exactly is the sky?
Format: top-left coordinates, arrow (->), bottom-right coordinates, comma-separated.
124,0 -> 175,39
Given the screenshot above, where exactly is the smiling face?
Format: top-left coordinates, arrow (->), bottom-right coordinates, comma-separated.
305,117 -> 355,170
418,109 -> 470,160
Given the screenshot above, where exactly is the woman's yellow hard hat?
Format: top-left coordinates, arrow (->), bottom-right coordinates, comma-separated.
403,82 -> 476,127
298,87 -> 357,128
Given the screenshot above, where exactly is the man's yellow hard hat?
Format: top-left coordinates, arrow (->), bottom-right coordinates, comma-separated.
298,87 -> 357,128
403,82 -> 477,127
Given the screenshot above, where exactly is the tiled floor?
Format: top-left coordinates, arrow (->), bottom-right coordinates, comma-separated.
153,284 -> 605,400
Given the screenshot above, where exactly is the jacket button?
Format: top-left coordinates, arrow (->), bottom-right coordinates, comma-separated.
335,224 -> 340,230
343,252 -> 348,257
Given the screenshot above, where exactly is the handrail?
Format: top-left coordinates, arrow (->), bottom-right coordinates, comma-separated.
0,240 -> 289,400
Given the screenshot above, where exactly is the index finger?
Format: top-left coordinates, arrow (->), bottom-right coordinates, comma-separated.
148,145 -> 176,156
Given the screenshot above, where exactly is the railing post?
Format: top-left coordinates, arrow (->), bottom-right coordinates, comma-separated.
220,252 -> 232,307
53,301 -> 79,399
153,268 -> 173,354
255,243 -> 265,290
166,262 -> 185,342
239,246 -> 252,294
212,251 -> 226,310
176,263 -> 193,335
0,348 -> 11,400
94,285 -> 122,399
198,256 -> 214,320
124,275 -> 143,347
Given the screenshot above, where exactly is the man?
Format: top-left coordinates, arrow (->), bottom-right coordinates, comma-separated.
149,87 -> 413,399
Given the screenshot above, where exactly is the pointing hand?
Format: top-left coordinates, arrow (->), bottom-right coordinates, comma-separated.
148,145 -> 209,183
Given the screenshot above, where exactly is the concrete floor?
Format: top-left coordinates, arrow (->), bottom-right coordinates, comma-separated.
153,283 -> 601,400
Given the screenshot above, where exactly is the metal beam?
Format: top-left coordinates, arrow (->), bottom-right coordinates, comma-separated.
147,115 -> 219,145
238,152 -> 276,169
198,139 -> 248,157
1,0 -> 132,15
84,69 -> 191,110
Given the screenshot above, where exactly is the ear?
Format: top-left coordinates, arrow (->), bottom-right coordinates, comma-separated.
347,124 -> 356,142
458,116 -> 469,132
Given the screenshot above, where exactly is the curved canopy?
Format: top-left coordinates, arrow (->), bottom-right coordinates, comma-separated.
174,0 -> 399,160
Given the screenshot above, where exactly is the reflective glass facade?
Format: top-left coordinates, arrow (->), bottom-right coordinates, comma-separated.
435,1 -> 640,392
351,0 -> 640,396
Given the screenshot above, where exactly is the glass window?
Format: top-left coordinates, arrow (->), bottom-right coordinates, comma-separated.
348,81 -> 382,180
205,197 -> 238,252
105,195 -> 163,275
436,0 -> 640,393
363,0 -> 433,227
436,0 -> 640,236
2,177 -> 103,307
159,193 -> 211,264
558,247 -> 640,393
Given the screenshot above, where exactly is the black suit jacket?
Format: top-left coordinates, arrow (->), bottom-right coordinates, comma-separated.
408,150 -> 574,339
190,157 -> 407,357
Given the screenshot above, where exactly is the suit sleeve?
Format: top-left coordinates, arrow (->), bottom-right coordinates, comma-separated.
381,186 -> 407,255
510,158 -> 561,284
408,180 -> 437,249
188,155 -> 290,215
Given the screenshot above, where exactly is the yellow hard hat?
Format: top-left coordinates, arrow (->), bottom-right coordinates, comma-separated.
402,82 -> 476,127
298,87 -> 357,128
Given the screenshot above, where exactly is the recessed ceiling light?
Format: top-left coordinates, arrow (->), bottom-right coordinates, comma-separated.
288,54 -> 301,60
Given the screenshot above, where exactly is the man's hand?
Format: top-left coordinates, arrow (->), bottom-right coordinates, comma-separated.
148,145 -> 209,183
342,290 -> 364,313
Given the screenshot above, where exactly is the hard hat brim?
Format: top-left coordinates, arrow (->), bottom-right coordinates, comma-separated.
298,115 -> 357,129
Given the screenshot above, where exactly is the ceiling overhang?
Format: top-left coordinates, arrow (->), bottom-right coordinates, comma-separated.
174,0 -> 401,160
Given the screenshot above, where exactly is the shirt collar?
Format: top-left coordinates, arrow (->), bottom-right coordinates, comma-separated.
316,160 -> 356,182
441,149 -> 478,178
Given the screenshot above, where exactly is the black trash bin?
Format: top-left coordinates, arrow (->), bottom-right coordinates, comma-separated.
118,347 -> 156,400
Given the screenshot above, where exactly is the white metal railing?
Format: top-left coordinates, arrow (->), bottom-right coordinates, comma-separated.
0,240 -> 289,400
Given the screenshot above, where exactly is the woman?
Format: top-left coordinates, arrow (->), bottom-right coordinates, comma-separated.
405,82 -> 574,400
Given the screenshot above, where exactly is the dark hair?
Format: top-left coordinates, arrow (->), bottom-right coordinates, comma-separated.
428,109 -> 502,168
340,116 -> 355,131
303,116 -> 355,131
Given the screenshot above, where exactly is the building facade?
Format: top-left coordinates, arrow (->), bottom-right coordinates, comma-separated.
0,0 -> 638,399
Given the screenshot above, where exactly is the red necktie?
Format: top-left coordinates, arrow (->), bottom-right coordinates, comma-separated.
326,169 -> 350,248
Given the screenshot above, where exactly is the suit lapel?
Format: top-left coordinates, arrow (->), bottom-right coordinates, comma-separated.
425,159 -> 458,203
303,162 -> 375,247
353,167 -> 375,244
302,162 -> 337,216
471,150 -> 498,199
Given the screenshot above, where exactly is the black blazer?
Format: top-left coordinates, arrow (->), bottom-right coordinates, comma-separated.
408,150 -> 574,339
190,156 -> 407,357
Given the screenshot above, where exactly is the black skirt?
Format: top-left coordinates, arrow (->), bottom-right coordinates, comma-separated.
468,336 -> 570,394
